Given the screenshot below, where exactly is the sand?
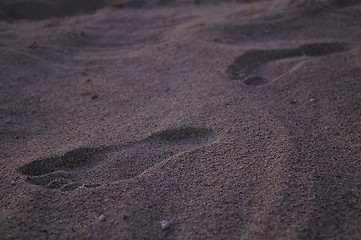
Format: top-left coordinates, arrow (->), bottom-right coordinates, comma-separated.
1,0 -> 361,239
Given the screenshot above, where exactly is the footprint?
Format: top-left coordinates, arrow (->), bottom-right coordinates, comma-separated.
226,42 -> 349,86
18,147 -> 106,191
18,127 -> 214,191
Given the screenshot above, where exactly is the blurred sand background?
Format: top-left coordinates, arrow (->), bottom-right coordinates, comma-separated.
1,0 -> 361,239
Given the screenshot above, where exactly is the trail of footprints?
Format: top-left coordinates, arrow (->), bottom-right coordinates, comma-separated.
18,127 -> 214,191
18,43 -> 349,191
226,42 -> 349,86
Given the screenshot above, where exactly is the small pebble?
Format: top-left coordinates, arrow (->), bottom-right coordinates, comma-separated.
112,2 -> 124,8
81,91 -> 91,96
99,215 -> 106,222
288,100 -> 297,105
4,119 -> 11,124
310,98 -> 315,102
28,41 -> 38,49
161,220 -> 170,230
91,95 -> 98,100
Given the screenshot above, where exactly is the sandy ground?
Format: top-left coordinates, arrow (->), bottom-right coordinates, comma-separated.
1,0 -> 361,239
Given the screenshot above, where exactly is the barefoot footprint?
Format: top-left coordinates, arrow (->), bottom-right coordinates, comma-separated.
226,42 -> 349,86
18,127 -> 214,191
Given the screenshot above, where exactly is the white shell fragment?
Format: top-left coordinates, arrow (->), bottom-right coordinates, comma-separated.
99,215 -> 106,222
161,219 -> 170,230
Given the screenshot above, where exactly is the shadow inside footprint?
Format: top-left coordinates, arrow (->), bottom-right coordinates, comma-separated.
18,127 -> 214,191
226,42 -> 349,86
18,147 -> 105,176
18,147 -> 106,191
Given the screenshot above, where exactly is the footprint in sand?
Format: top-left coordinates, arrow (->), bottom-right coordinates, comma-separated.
18,127 -> 214,192
226,42 -> 349,86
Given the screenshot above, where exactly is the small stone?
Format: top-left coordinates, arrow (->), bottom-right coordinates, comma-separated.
111,2 -> 124,8
28,41 -> 38,49
91,95 -> 98,100
81,91 -> 91,96
288,100 -> 297,105
122,214 -> 128,220
161,220 -> 170,230
310,98 -> 315,102
99,215 -> 106,222
4,119 -> 11,124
